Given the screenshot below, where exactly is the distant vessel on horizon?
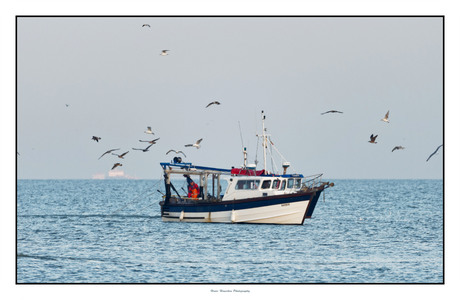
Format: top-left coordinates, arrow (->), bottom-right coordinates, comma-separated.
91,170 -> 138,180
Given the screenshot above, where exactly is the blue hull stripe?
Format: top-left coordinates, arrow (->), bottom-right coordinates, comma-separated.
161,191 -> 322,213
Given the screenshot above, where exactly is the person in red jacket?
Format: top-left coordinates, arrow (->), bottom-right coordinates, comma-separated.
185,175 -> 199,199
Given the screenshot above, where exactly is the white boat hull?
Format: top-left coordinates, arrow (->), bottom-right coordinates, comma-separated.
161,200 -> 310,225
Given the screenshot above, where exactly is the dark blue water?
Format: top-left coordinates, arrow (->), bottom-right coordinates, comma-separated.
17,179 -> 443,283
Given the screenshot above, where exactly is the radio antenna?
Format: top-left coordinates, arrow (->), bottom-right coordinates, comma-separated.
238,121 -> 247,168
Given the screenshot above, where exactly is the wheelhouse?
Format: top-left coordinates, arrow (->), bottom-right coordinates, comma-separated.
222,174 -> 304,201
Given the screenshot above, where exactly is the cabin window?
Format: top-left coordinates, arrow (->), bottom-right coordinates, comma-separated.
261,180 -> 272,189
294,179 -> 301,188
235,179 -> 260,190
280,180 -> 286,190
272,179 -> 280,189
287,178 -> 294,188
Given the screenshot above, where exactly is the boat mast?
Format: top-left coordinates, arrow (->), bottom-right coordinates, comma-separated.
261,110 -> 267,174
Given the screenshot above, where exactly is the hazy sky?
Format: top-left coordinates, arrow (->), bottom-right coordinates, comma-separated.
17,16 -> 443,179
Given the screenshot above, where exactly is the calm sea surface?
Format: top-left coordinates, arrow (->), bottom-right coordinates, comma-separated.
17,179 -> 443,283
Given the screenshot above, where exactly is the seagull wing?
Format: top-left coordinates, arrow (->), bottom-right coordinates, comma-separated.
426,152 -> 435,162
184,144 -> 193,147
178,151 -> 186,157
426,144 -> 443,161
145,144 -> 154,150
166,150 -> 175,155
99,148 -> 120,159
385,111 -> 390,119
196,138 -> 203,145
321,110 -> 341,115
120,151 -> 129,157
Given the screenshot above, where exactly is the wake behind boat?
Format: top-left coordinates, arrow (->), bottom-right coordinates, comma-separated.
159,111 -> 333,225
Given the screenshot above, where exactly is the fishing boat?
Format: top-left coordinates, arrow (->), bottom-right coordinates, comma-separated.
159,111 -> 333,225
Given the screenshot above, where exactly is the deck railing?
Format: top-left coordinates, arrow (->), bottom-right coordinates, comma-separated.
301,173 -> 323,189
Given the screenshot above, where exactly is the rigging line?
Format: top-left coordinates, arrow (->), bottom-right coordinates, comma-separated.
238,121 -> 245,149
110,190 -> 156,215
267,142 -> 279,174
135,202 -> 158,215
134,192 -> 162,214
110,179 -> 162,215
269,138 -> 298,174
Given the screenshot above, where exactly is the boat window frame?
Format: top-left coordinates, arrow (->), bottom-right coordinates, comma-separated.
272,179 -> 281,189
235,179 -> 260,190
287,178 -> 294,189
280,180 -> 286,190
294,178 -> 301,189
261,179 -> 272,189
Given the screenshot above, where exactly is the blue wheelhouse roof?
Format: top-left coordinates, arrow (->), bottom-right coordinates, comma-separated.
160,162 -> 232,173
160,162 -> 304,178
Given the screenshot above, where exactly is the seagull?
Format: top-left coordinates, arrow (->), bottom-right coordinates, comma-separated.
92,136 -> 101,142
368,134 -> 378,144
132,144 -> 154,152
381,110 -> 390,123
142,24 -> 151,28
139,137 -> 160,144
98,148 -> 120,160
144,127 -> 154,135
112,163 -> 122,170
160,50 -> 170,56
166,149 -> 187,157
65,104 -> 70,107
321,110 -> 343,115
112,151 -> 129,159
206,101 -> 221,108
392,146 -> 405,152
426,144 -> 443,162
185,138 -> 203,149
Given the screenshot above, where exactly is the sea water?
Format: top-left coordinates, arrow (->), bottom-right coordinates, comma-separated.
17,179 -> 443,283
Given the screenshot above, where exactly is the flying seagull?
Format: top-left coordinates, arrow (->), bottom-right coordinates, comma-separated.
426,144 -> 443,162
392,146 -> 405,152
99,148 -> 120,160
160,50 -> 170,56
144,126 -> 154,135
381,110 -> 390,123
206,101 -> 221,108
139,137 -> 160,144
142,24 -> 151,28
132,144 -> 154,152
166,149 -> 187,157
368,134 -> 378,144
92,136 -> 101,142
321,110 -> 343,115
185,138 -> 203,149
112,163 -> 122,170
65,104 -> 70,107
112,151 -> 129,159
